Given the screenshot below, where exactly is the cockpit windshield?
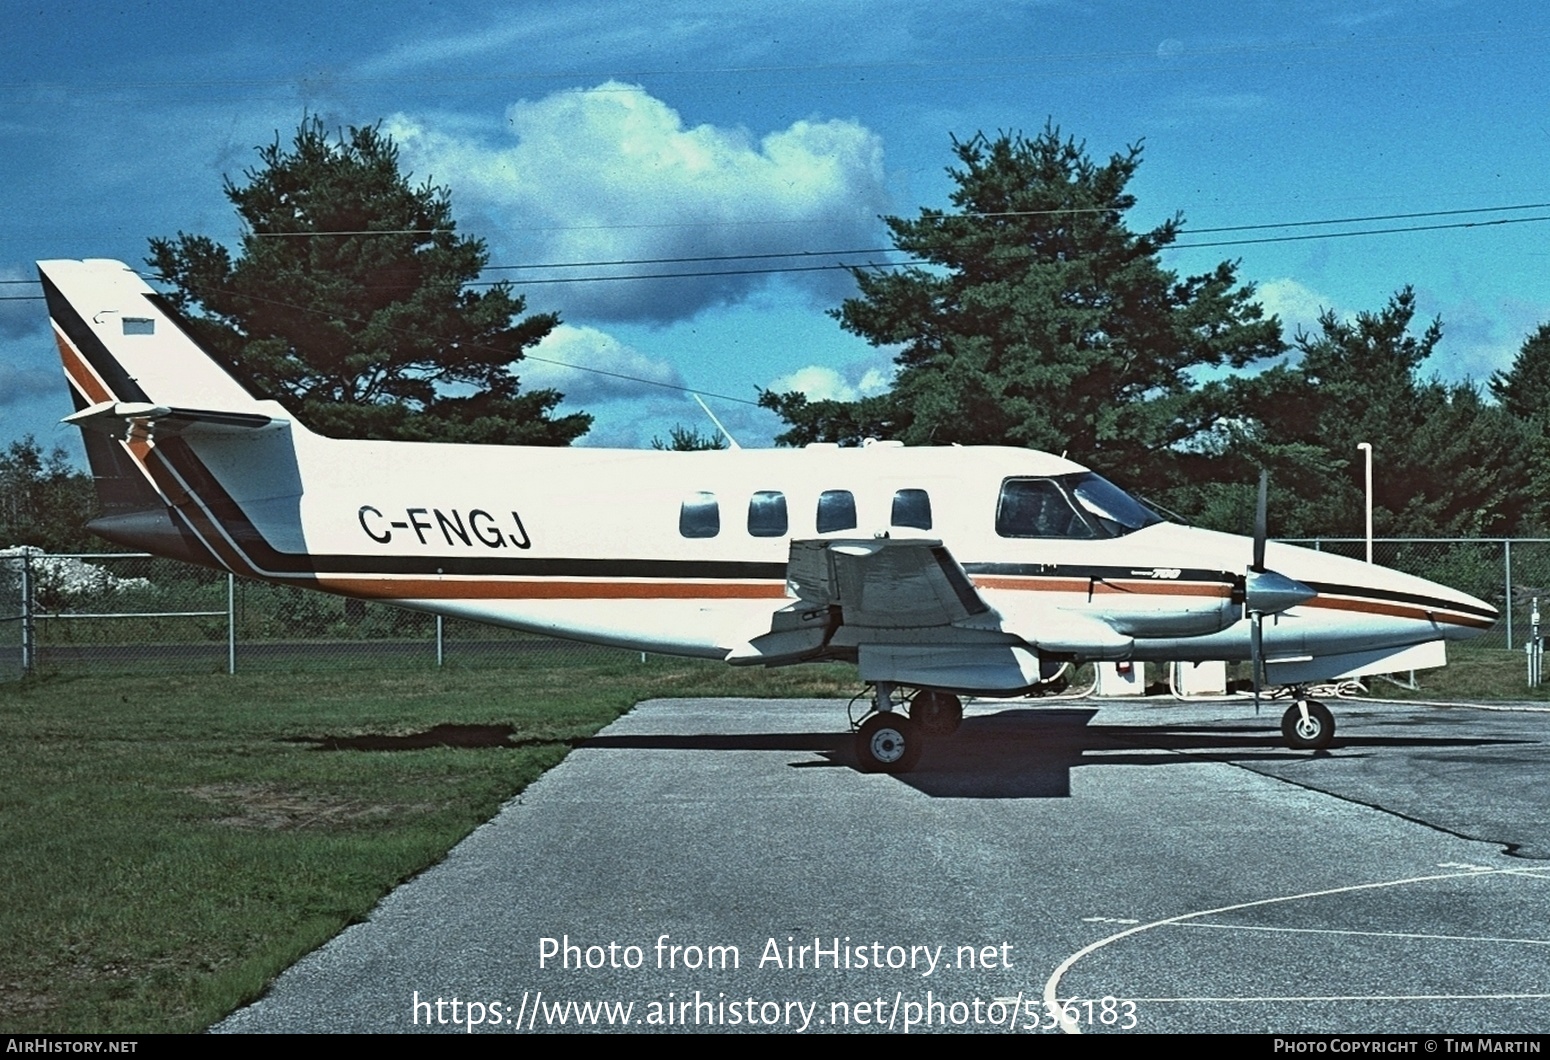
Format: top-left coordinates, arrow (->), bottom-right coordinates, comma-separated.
1068,473 -> 1165,536
996,473 -> 1165,539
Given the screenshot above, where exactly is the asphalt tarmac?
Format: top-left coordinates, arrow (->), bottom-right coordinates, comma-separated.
214,693 -> 1550,1035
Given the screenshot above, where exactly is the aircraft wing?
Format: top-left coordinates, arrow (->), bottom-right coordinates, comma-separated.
727,536 -> 1137,693
728,537 -> 1064,693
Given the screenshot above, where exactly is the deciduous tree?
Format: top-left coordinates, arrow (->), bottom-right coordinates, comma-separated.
0,437 -> 100,552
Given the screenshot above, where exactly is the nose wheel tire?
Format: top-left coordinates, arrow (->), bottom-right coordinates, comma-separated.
856,713 -> 923,773
1281,699 -> 1335,750
910,690 -> 963,736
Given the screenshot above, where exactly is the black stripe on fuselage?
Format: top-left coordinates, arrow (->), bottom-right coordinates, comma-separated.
151,437 -> 787,580
1300,580 -> 1498,622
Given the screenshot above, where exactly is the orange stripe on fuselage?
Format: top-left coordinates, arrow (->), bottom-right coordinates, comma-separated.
975,576 -> 1090,593
137,447 -> 251,576
1092,579 -> 1233,598
313,577 -> 791,601
1304,595 -> 1495,629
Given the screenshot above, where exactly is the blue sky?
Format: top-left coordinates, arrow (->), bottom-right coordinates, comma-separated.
5,0 -> 1550,457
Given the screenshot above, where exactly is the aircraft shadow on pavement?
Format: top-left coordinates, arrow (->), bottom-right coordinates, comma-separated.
580,708 -> 1525,800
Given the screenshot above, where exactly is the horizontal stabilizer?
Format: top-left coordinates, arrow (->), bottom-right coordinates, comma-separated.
63,400 -> 287,436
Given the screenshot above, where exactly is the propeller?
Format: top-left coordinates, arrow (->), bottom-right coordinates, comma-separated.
1244,470 -> 1316,712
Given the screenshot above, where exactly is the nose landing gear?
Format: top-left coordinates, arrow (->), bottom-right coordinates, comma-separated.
1280,696 -> 1335,750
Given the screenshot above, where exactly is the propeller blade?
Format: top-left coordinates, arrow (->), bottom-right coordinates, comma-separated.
1250,612 -> 1263,715
1252,469 -> 1268,573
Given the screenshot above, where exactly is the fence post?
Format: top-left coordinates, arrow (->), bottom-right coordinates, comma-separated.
436,614 -> 444,667
19,550 -> 34,677
1505,539 -> 1513,650
227,573 -> 236,675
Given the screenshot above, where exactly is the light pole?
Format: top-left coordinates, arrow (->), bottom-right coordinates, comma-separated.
1357,442 -> 1373,564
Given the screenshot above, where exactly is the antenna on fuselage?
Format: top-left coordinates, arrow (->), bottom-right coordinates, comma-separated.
692,393 -> 742,450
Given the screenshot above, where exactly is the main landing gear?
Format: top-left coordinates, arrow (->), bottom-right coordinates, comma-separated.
910,689 -> 964,736
853,684 -> 964,773
1279,695 -> 1335,750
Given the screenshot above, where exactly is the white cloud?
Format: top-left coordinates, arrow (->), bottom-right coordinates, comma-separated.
766,357 -> 897,403
522,323 -> 684,404
766,365 -> 859,402
857,366 -> 894,396
1255,277 -> 1335,338
387,84 -> 889,322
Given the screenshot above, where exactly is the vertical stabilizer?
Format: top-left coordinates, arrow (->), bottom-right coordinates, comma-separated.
36,259 -> 298,564
38,258 -> 270,413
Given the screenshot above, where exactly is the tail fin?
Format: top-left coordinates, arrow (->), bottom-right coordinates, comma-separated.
37,259 -> 295,563
38,259 -> 269,415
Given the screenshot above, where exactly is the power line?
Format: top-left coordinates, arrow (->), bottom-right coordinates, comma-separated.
7,206 -> 1550,299
479,261 -> 900,287
165,279 -> 766,408
1182,201 -> 1550,235
9,205 -> 1550,301
1170,213 -> 1550,251
484,248 -> 894,271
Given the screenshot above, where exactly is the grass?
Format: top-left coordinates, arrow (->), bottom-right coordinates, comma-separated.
0,656 -> 855,1033
1350,641 -> 1550,703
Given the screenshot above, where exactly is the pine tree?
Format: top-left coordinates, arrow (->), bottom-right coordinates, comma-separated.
148,118 -> 590,445
1240,290 -> 1530,536
761,126 -> 1283,487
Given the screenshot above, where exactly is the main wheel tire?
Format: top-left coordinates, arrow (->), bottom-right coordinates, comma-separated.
1281,699 -> 1335,750
856,713 -> 923,773
910,690 -> 963,736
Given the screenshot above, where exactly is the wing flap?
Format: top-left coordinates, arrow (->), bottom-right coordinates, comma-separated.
789,536 -> 993,629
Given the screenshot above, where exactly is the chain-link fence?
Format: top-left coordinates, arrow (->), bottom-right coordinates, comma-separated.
3,540 -> 1544,681
0,549 -> 633,680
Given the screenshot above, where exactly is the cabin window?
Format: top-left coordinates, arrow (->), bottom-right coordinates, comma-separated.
679,491 -> 720,538
747,490 -> 788,537
891,489 -> 932,530
816,489 -> 857,533
995,478 -> 1093,538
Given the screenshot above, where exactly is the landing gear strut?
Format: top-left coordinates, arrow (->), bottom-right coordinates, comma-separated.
1280,696 -> 1335,750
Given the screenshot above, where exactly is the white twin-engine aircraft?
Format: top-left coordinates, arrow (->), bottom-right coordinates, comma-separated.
38,259 -> 1498,772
